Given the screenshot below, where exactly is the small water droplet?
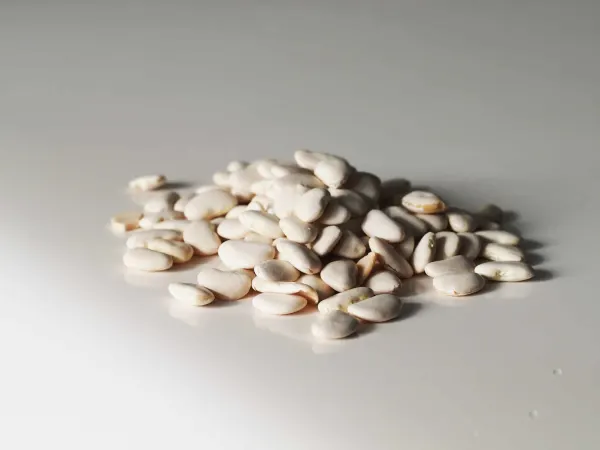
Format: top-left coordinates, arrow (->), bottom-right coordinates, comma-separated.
529,410 -> 539,419
553,368 -> 563,376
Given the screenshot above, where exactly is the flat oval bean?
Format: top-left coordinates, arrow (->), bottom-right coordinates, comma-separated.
433,272 -> 486,296
254,260 -> 300,282
411,232 -> 436,274
332,230 -> 367,259
346,293 -> 403,322
183,220 -> 221,255
218,240 -> 275,269
368,237 -> 414,279
146,238 -> 194,263
197,268 -> 252,300
238,210 -> 284,239
474,261 -> 534,281
435,231 -> 461,260
361,209 -> 405,243
311,311 -> 359,339
365,270 -> 402,294
458,232 -> 482,260
168,283 -> 215,306
275,238 -> 322,274
311,226 -> 343,256
481,242 -> 524,262
184,189 -> 238,220
123,248 -> 173,271
320,260 -> 358,292
402,190 -> 447,214
252,293 -> 307,315
424,255 -> 473,277
476,230 -> 520,246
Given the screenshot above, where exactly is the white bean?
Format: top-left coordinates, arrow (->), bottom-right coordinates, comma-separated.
225,205 -> 248,219
254,260 -> 300,282
168,283 -> 215,306
458,232 -> 482,260
365,270 -> 402,294
279,216 -> 319,243
318,199 -> 351,225
275,238 -> 322,274
218,240 -> 275,269
356,252 -> 379,284
252,293 -> 307,315
475,230 -> 520,246
332,230 -> 366,259
123,248 -> 173,271
196,268 -> 252,300
361,209 -> 405,243
297,274 -> 335,301
347,293 -> 403,322
330,189 -> 370,216
294,188 -> 330,222
481,242 -> 524,262
238,210 -> 284,239
412,232 -> 437,274
383,206 -> 428,237
311,226 -> 343,256
271,184 -> 310,219
344,171 -> 381,203
294,149 -> 338,170
317,287 -> 374,313
368,237 -> 414,279
314,158 -> 353,188
435,231 -> 461,260
128,174 -> 166,191
311,311 -> 359,339
243,232 -> 274,244
402,190 -> 447,214
474,261 -> 534,281
184,189 -> 238,220
146,238 -> 194,263
397,235 -> 415,259
433,272 -> 486,296
216,218 -> 249,240
110,211 -> 141,234
252,278 -> 319,304
183,220 -> 221,255
447,210 -> 476,233
126,229 -> 182,249
424,255 -> 473,278
320,260 -> 358,292
416,213 -> 448,232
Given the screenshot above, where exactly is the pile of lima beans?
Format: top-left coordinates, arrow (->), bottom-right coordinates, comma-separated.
112,150 -> 534,340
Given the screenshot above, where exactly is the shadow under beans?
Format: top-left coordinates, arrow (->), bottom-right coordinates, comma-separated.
529,269 -> 554,282
519,238 -> 545,252
525,252 -> 546,266
399,302 -> 424,320
158,181 -> 194,190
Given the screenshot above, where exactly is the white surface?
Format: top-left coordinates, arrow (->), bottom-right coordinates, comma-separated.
1,1 -> 599,449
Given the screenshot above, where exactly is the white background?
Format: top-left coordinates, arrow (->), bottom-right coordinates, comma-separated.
1,1 -> 599,449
